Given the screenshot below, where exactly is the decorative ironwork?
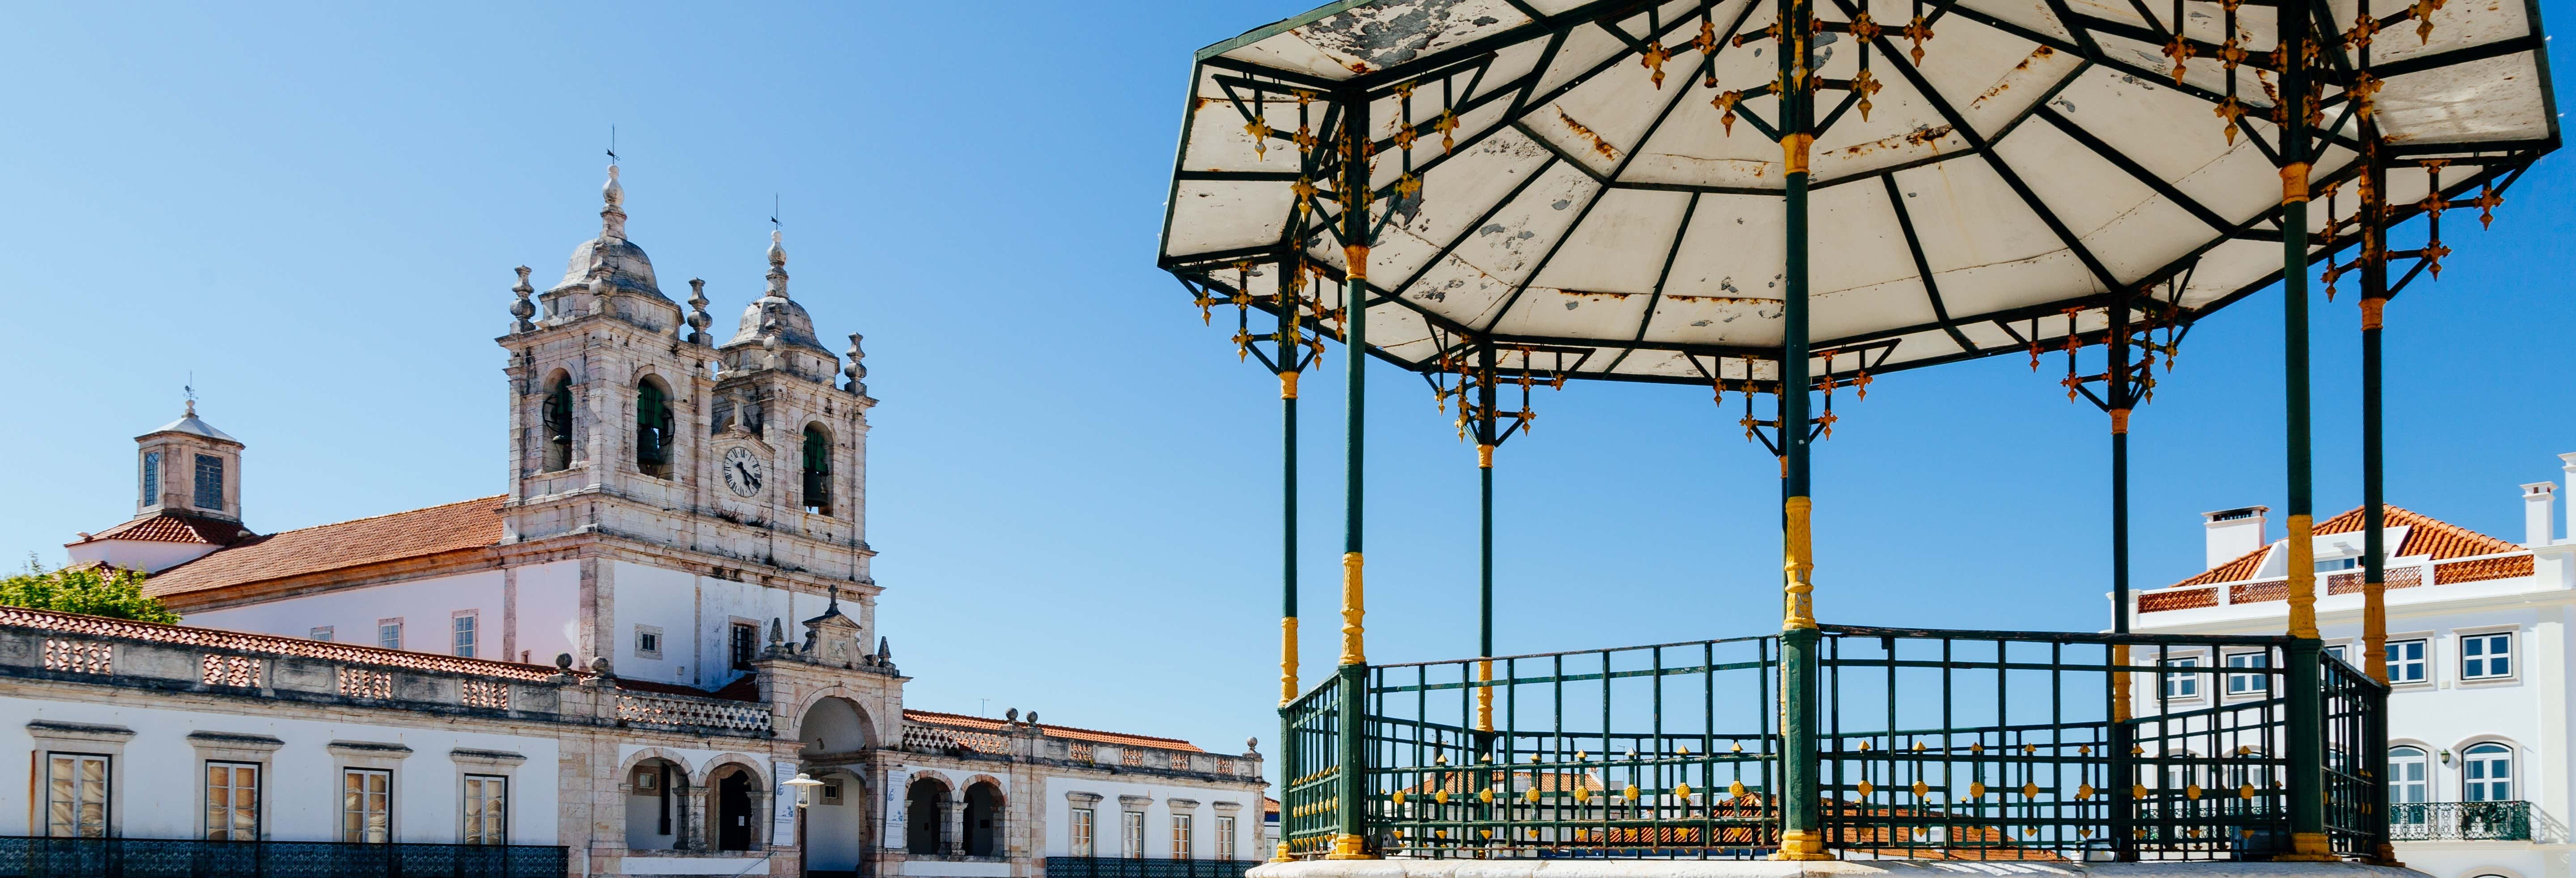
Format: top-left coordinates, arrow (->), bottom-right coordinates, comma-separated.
1044,857 -> 1258,878
2388,801 -> 2532,841
0,836 -> 568,878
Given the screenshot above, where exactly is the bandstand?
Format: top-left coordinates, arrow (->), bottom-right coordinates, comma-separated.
1155,0 -> 2555,865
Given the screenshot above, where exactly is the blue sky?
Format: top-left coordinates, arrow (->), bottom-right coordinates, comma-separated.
3,2 -> 2571,765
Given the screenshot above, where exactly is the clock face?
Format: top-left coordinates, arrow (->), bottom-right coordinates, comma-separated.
722,447 -> 765,497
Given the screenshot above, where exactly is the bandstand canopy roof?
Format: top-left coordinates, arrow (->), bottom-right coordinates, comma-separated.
1159,0 -> 2556,387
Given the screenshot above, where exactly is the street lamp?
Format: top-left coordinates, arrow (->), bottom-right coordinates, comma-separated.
785,773 -> 824,808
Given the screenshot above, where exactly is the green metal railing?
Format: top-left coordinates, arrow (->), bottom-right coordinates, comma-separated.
2388,802 -> 2531,841
1275,625 -> 2388,861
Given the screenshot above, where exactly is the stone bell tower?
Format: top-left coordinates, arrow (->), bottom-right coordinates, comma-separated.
134,400 -> 245,522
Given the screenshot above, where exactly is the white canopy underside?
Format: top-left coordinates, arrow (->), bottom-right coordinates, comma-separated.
1161,0 -> 2556,384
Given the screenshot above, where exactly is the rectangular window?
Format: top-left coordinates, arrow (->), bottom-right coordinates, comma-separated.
311,626 -> 334,642
2462,633 -> 2512,680
2162,656 -> 2202,699
377,619 -> 403,651
452,613 -> 478,658
2324,644 -> 2347,664
1216,815 -> 1237,861
636,625 -> 663,659
141,452 -> 160,507
462,775 -> 506,845
46,753 -> 110,838
2225,652 -> 2270,695
1171,814 -> 1193,860
204,762 -> 259,840
1070,807 -> 1095,857
2387,639 -> 2428,683
193,454 -> 224,511
1122,811 -> 1144,859
342,768 -> 391,843
731,623 -> 758,670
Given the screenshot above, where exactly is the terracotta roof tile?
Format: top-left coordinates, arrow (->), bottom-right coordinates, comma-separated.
2162,504 -> 2529,591
2435,555 -> 2534,584
68,511 -> 254,547
143,496 -> 504,599
0,604 -> 580,682
902,709 -> 1205,752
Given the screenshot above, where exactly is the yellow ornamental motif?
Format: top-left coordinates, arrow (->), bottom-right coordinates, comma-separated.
2186,785 -> 2204,800
1856,781 -> 1874,797
1480,788 -> 1496,804
1525,788 -> 1543,804
1730,780 -> 1748,798
1624,784 -> 1640,802
1674,782 -> 1692,801
2239,784 -> 2256,800
1435,790 -> 1449,805
2021,782 -> 2039,798
1911,781 -> 1928,798
2133,785 -> 2150,799
1480,829 -> 1492,839
1969,782 -> 1987,799
2076,785 -> 2096,800
1391,791 -> 1407,806
1574,786 -> 1593,803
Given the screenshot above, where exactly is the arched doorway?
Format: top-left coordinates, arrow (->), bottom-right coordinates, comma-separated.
714,767 -> 758,851
624,757 -> 688,851
963,782 -> 1003,857
905,777 -> 950,854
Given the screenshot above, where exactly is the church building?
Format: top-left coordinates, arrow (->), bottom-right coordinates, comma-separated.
4,167 -> 1266,878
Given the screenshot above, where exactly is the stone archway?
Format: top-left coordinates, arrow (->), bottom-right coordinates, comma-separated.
801,767 -> 870,878
904,775 -> 952,855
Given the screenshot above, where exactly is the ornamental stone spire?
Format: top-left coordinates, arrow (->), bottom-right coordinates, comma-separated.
765,228 -> 789,300
600,164 -> 627,241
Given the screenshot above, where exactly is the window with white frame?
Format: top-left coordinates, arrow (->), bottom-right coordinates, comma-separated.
310,626 -> 333,642
2162,656 -> 2202,699
452,613 -> 478,658
1122,811 -> 1144,858
1216,815 -> 1237,861
46,753 -> 110,838
1070,807 -> 1095,857
2462,633 -> 2512,680
2224,651 -> 2269,695
204,762 -> 258,840
343,768 -> 391,843
2464,743 -> 2513,801
2386,639 -> 2428,684
1170,814 -> 1193,860
462,775 -> 506,845
2387,746 -> 2429,806
2323,644 -> 2347,664
377,619 -> 403,651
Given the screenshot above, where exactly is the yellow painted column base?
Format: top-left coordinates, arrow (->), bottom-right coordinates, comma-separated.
1271,842 -> 1296,863
1325,833 -> 1374,860
2366,842 -> 2404,867
2274,831 -> 2338,861
1770,829 -> 1834,861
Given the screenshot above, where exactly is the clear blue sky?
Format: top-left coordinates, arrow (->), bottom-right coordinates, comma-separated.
4,2 -> 2571,766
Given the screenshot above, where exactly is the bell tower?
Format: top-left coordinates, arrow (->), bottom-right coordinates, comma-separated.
136,400 -> 245,522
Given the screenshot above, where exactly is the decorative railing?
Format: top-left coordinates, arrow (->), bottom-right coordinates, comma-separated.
1278,625 -> 2388,861
0,836 -> 568,878
2389,801 -> 2532,841
1043,857 -> 1258,878
616,691 -> 772,734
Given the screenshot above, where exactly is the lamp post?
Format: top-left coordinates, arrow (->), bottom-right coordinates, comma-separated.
786,773 -> 824,878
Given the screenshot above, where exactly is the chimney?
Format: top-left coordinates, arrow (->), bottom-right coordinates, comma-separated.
2203,506 -> 2270,569
2560,453 -> 2576,540
2524,482 -> 2557,547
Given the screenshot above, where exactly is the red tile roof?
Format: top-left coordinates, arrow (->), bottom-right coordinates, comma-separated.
143,496 -> 504,599
0,604 -> 582,682
2163,504 -> 2529,590
903,709 -> 1205,752
68,511 -> 254,547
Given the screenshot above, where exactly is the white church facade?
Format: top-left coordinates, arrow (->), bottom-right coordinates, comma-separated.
8,167 -> 1266,878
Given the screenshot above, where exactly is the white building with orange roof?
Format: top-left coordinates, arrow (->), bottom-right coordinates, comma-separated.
8,167 -> 1264,878
2131,454 -> 2576,878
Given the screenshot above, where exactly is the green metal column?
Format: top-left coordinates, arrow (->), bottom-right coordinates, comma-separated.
1773,0 -> 1827,859
1329,93 -> 1374,861
2276,0 -> 2332,860
2108,297 -> 2137,860
1476,345 -> 1498,736
2358,120 -> 2400,865
1275,254 -> 1302,862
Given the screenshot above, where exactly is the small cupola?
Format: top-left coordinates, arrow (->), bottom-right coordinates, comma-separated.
136,399 -> 246,522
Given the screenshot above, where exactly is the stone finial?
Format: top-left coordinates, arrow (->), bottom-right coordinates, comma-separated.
509,266 -> 538,333
1025,711 -> 1038,725
601,164 -> 627,241
555,653 -> 574,670
1247,737 -> 1260,755
588,655 -> 613,676
766,228 -> 790,300
1005,708 -> 1020,723
686,279 -> 712,345
768,617 -> 786,648
876,636 -> 890,662
843,333 -> 868,395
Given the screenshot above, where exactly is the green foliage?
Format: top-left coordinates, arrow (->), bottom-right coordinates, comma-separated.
0,564 -> 180,624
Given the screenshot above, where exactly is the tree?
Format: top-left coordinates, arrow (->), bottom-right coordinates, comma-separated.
0,563 -> 180,624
